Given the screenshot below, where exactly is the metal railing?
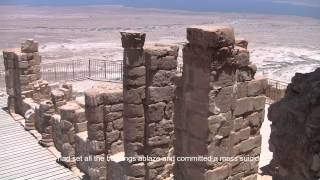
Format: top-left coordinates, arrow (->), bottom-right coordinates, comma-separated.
265,79 -> 288,104
0,59 -> 289,104
0,64 -> 5,91
41,59 -> 123,83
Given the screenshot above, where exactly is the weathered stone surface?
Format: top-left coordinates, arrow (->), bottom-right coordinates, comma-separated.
206,165 -> 230,180
123,87 -> 145,104
268,68 -> 320,180
187,25 -> 235,48
148,86 -> 174,103
233,135 -> 261,155
120,31 -> 146,49
234,46 -> 250,67
233,96 -> 265,116
86,105 -> 104,123
21,39 -> 38,53
124,104 -> 144,118
123,117 -> 144,141
235,39 -> 248,49
88,123 -> 104,141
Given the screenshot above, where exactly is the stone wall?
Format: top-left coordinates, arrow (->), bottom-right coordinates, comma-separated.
268,68 -> 320,180
144,44 -> 177,180
173,26 -> 266,180
52,101 -> 86,167
120,32 -> 178,180
3,39 -> 50,115
75,83 -> 123,180
2,28 -> 269,180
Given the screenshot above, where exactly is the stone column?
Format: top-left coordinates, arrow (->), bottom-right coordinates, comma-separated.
144,44 -> 178,179
121,31 -> 147,179
85,89 -> 108,180
173,26 -> 265,180
56,102 -> 84,168
3,39 -> 41,114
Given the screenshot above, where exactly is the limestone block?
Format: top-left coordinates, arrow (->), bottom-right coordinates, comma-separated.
231,127 -> 251,145
75,121 -> 87,133
233,135 -> 261,155
111,104 -> 124,112
247,78 -> 267,97
127,162 -> 146,177
211,68 -> 236,89
106,130 -> 120,144
113,118 -> 123,130
148,120 -> 173,137
148,102 -> 166,123
205,165 -> 231,180
88,140 -> 105,155
124,104 -> 144,118
123,117 -> 144,141
208,112 -> 232,138
148,86 -> 175,103
75,108 -> 86,123
153,56 -> 178,71
187,25 -> 235,48
242,174 -> 257,180
234,46 -> 250,67
123,49 -> 145,67
21,39 -> 38,53
212,86 -> 235,113
235,39 -> 248,49
105,112 -> 123,122
234,96 -> 265,116
148,135 -> 170,146
124,66 -> 145,77
124,87 -> 145,104
124,75 -> 146,86
86,105 -> 104,123
145,44 -> 179,57
60,102 -> 80,121
110,140 -> 124,154
85,89 -> 104,107
149,70 -> 175,87
207,137 -> 232,158
124,142 -> 144,157
103,91 -> 123,105
88,123 -> 104,141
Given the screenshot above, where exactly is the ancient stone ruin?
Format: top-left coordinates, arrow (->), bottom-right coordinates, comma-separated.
173,26 -> 266,180
268,68 -> 320,180
2,25 -> 268,180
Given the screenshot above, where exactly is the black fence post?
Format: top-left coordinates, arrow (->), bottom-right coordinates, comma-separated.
88,59 -> 91,78
54,63 -> 57,82
104,61 -> 107,79
72,60 -> 75,80
120,62 -> 123,81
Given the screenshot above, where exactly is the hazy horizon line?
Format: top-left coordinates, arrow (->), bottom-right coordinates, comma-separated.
0,4 -> 319,20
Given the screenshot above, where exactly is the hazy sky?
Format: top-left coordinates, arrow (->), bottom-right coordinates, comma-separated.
1,0 -> 320,18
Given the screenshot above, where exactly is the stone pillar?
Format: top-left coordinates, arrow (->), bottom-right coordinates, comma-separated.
144,44 -> 178,179
85,88 -> 108,180
3,39 -> 41,114
173,26 -> 266,180
121,31 -> 147,179
52,102 -> 85,168
38,100 -> 55,146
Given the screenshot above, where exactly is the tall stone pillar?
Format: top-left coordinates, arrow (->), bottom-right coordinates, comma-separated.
144,44 -> 178,179
174,26 -> 265,180
121,31 -> 147,179
3,39 -> 42,114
